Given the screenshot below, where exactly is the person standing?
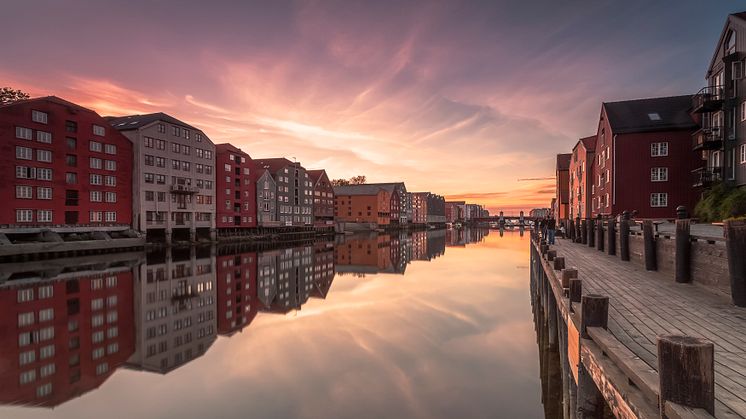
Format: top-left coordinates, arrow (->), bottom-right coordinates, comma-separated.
547,217 -> 556,245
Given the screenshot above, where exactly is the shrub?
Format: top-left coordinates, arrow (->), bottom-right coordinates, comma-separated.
695,182 -> 746,222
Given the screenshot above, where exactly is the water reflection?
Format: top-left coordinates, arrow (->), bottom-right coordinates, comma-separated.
0,228 -> 554,419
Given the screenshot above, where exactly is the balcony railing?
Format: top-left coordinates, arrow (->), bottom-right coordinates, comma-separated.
691,85 -> 724,113
170,184 -> 199,194
692,125 -> 724,151
692,166 -> 723,188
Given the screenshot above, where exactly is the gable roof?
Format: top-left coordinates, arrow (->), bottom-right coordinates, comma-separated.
215,143 -> 252,158
333,184 -> 385,196
307,169 -> 327,184
602,95 -> 696,134
1,95 -> 96,114
707,12 -> 746,73
107,112 -> 199,132
556,153 -> 572,171
253,158 -> 303,173
573,135 -> 596,153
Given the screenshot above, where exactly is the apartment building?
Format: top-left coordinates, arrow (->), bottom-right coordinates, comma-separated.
445,201 -> 465,223
366,183 -> 409,224
426,193 -> 446,223
126,248 -> 217,374
255,169 -> 278,226
307,169 -> 335,226
591,96 -> 699,218
411,192 -> 428,224
692,12 -> 746,189
0,270 -> 134,407
0,96 -> 133,230
333,185 -> 391,227
215,143 -> 257,231
555,153 -> 572,224
569,136 -> 596,220
216,249 -> 258,336
108,113 -> 215,243
253,158 -> 313,226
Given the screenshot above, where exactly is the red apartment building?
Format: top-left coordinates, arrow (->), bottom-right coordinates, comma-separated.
215,143 -> 257,230
568,136 -> 596,220
591,96 -> 700,218
0,96 -> 133,229
445,201 -> 465,223
555,153 -> 571,224
0,271 -> 134,407
411,193 -> 428,224
216,249 -> 258,336
307,169 -> 335,227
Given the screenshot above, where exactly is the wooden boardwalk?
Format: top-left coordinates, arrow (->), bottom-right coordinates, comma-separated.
553,239 -> 746,418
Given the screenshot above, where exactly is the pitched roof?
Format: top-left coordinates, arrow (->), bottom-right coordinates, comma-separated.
307,169 -> 326,183
253,158 -> 303,173
572,135 -> 596,153
734,12 -> 746,21
603,95 -> 696,134
1,95 -> 96,113
215,142 -> 252,158
333,184 -> 385,196
106,112 -> 199,131
556,153 -> 572,171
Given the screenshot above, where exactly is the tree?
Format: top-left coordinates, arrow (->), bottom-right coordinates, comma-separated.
0,87 -> 30,105
331,178 -> 350,187
331,175 -> 367,187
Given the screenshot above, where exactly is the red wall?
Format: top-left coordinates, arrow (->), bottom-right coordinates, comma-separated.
0,97 -> 133,227
216,251 -> 258,335
215,144 -> 257,228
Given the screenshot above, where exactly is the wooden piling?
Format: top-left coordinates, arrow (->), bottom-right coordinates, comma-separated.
547,250 -> 557,261
657,335 -> 715,416
587,218 -> 595,248
580,294 -> 609,339
675,219 -> 691,283
724,219 -> 746,307
569,219 -> 576,241
553,256 -> 565,271
569,278 -> 582,308
606,218 -> 616,256
576,294 -> 609,419
595,217 -> 604,252
643,220 -> 657,271
619,212 -> 630,262
561,267 -> 578,288
581,219 -> 588,245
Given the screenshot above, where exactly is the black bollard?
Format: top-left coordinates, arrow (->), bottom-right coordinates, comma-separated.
643,220 -> 657,271
595,216 -> 604,252
619,211 -> 630,262
675,207 -> 691,283
587,217 -> 595,248
580,219 -> 588,244
724,219 -> 746,306
607,218 -> 616,256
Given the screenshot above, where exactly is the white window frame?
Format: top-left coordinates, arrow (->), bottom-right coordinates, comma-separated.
650,193 -> 668,208
93,125 -> 106,136
16,126 -> 33,140
89,141 -> 102,152
740,144 -> 746,164
651,142 -> 669,157
36,131 -> 52,144
16,146 -> 33,160
16,209 -> 33,223
651,167 -> 669,182
36,149 -> 52,163
37,187 -> 52,200
32,110 -> 48,124
37,210 -> 52,222
16,185 -> 33,199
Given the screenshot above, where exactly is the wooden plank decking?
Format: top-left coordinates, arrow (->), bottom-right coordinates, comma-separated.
553,239 -> 746,419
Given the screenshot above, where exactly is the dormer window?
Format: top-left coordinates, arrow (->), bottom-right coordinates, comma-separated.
725,30 -> 736,56
648,113 -> 661,121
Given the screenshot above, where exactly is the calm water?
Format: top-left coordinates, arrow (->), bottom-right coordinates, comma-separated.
0,228 -> 557,419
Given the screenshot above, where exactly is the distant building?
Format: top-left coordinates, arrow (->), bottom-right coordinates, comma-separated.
307,169 -> 335,226
0,96 -> 134,232
364,183 -> 401,225
426,193 -> 446,224
692,12 -> 746,190
215,143 -> 257,230
569,136 -> 596,220
463,203 -> 483,221
108,112 -> 215,242
411,192 -> 428,224
253,158 -> 313,226
445,201 -> 465,223
333,184 -> 391,227
555,153 -> 572,224
530,208 -> 551,218
591,96 -> 699,218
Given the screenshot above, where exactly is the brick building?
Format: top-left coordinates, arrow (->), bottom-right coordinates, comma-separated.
307,169 -> 335,227
215,143 -> 257,231
0,96 -> 133,230
591,96 -> 699,218
411,192 -> 428,224
426,193 -> 446,223
445,201 -> 465,223
108,112 -> 215,243
569,136 -> 596,220
333,185 -> 391,227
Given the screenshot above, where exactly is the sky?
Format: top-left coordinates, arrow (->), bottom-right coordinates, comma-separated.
1,0 -> 742,213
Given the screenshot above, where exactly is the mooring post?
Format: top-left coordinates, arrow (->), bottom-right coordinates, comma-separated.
547,250 -> 557,261
724,219 -> 746,306
643,219 -> 657,271
607,217 -> 616,256
619,211 -> 630,261
553,256 -> 565,271
595,215 -> 604,252
675,206 -> 691,283
587,217 -> 595,248
569,219 -> 575,241
580,219 -> 588,244
575,216 -> 582,243
561,267 -> 578,289
547,290 -> 558,351
541,244 -> 549,256
657,335 -> 715,416
577,295 -> 609,419
569,278 -> 582,312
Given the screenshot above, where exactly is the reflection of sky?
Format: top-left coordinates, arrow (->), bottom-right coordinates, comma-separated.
1,231 -> 546,419
1,1 -> 740,212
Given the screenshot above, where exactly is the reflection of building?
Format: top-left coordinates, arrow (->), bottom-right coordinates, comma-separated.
126,247 -> 216,374
216,247 -> 258,336
410,230 -> 428,260
335,234 -> 393,274
256,245 -> 315,314
446,228 -> 465,247
312,241 -> 335,298
108,112 -> 216,243
426,229 -> 446,260
0,267 -> 135,407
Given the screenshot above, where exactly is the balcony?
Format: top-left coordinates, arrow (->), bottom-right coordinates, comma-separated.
170,184 -> 199,194
692,125 -> 724,151
692,166 -> 723,188
691,86 -> 724,113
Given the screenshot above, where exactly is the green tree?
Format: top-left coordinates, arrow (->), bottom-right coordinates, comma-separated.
0,87 -> 30,105
331,175 -> 367,187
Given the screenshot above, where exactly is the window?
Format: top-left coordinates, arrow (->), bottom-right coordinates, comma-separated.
37,187 -> 53,200
39,308 -> 54,322
651,142 -> 669,157
90,141 -> 102,152
158,123 -> 166,133
39,345 -> 54,359
225,164 -> 231,172
16,185 -> 33,199
65,120 -> 78,132
105,192 -> 116,203
741,101 -> 746,122
647,113 -> 661,121
36,208 -> 53,222
104,144 -> 116,154
96,363 -> 109,375
90,174 -> 102,185
16,126 -> 33,140
156,174 -> 166,184
16,210 -> 33,223
32,110 -> 48,124
145,191 -> 154,201
105,212 -> 116,223
38,286 -> 53,299
18,312 -> 35,327
90,191 -> 102,202
172,142 -> 180,153
66,172 -> 77,184
650,193 -> 668,207
90,211 -> 103,222
18,289 -> 34,302
66,154 -> 77,167
144,173 -> 154,183
40,363 -> 55,378
156,157 -> 165,167
92,331 -> 104,344
651,167 -> 668,182
66,137 -> 77,149
19,370 -> 36,384
20,350 -> 36,366
37,131 -> 52,143
172,126 -> 180,137
16,146 -> 33,160
37,168 -> 52,181
93,125 -> 106,136
90,157 -> 102,169
145,155 -> 155,166
741,144 -> 746,164
144,137 -> 154,148
37,149 -> 52,162
104,160 -> 116,171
